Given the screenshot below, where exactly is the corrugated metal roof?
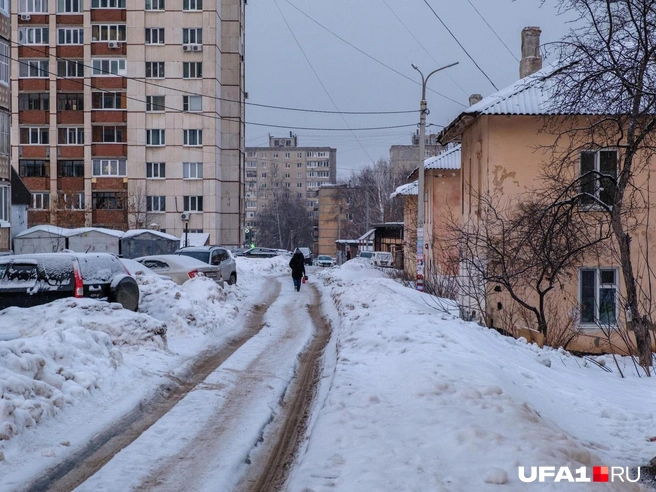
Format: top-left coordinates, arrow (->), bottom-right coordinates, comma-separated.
425,144 -> 461,170
391,181 -> 417,198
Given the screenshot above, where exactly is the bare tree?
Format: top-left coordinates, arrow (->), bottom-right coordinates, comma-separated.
127,184 -> 158,230
255,190 -> 314,249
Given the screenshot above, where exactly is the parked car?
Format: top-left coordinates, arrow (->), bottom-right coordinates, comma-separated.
241,247 -> 280,259
119,258 -> 170,281
0,253 -> 139,312
358,251 -> 373,259
298,247 -> 313,265
370,251 -> 393,267
174,246 -> 238,285
317,255 -> 336,267
134,255 -> 224,287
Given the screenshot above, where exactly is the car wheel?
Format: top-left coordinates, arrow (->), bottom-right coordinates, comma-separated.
110,276 -> 140,311
228,272 -> 237,285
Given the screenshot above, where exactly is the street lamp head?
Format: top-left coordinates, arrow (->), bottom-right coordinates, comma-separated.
411,63 -> 418,70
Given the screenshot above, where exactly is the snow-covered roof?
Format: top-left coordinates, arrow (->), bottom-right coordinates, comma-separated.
15,225 -> 70,238
391,181 -> 418,198
425,144 -> 461,170
357,229 -> 376,242
66,227 -> 125,238
121,229 -> 179,241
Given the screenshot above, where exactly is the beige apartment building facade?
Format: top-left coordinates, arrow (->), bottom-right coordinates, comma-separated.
389,130 -> 443,183
11,0 -> 245,245
0,2 -> 8,251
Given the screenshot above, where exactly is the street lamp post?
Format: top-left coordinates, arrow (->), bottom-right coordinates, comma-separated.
412,62 -> 458,291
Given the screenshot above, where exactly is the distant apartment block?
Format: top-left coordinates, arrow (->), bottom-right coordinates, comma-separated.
0,1 -> 8,251
11,0 -> 245,246
389,131 -> 443,183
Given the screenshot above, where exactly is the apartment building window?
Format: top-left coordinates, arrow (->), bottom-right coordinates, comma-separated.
57,60 -> 85,77
58,127 -> 84,145
296,152 -> 302,158
58,0 -> 82,12
247,182 -> 255,189
296,182 -> 303,188
57,93 -> 84,111
32,192 -> 50,210
19,159 -> 49,177
261,162 -> 267,168
284,182 -> 290,188
18,93 -> 49,111
297,172 -> 302,178
182,28 -> 202,44
183,162 -> 202,178
92,58 -> 126,76
580,150 -> 617,207
145,0 -> 164,10
0,185 -> 8,222
296,162 -> 302,168
285,152 -> 290,158
58,160 -> 84,177
0,113 -> 8,156
92,126 -> 126,143
61,192 -> 85,210
92,158 -> 126,176
58,28 -> 83,44
20,127 -> 49,145
284,172 -> 290,178
146,162 -> 165,178
183,196 -> 203,212
91,0 -> 125,8
19,0 -> 47,13
318,171 -> 330,177
246,161 -> 257,169
146,95 -> 165,112
92,91 -> 126,109
183,129 -> 202,146
245,171 -> 256,178
183,95 -> 201,112
0,42 -> 7,86
146,196 -> 166,212
182,62 -> 202,78
19,59 -> 48,78
580,268 -> 617,326
91,24 -> 126,41
246,201 -> 257,208
247,151 -> 255,157
145,28 -> 165,44
146,129 -> 165,146
93,192 -> 124,210
145,61 -> 165,78
19,27 -> 49,45
182,0 -> 201,11
261,172 -> 267,178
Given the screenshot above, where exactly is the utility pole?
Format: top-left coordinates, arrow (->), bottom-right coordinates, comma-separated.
412,62 -> 458,291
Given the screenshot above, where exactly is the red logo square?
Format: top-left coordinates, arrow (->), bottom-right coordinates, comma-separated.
593,466 -> 609,482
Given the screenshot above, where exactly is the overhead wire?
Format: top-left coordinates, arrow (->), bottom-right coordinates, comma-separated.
466,0 -> 519,63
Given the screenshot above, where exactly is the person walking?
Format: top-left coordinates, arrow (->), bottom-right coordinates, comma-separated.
289,248 -> 306,292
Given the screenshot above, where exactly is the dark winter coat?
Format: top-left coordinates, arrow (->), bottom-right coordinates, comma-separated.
289,252 -> 306,279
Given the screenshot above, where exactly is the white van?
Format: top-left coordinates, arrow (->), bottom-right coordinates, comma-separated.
370,251 -> 393,267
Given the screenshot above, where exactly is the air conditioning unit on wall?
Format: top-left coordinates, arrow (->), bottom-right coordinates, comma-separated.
180,212 -> 190,221
108,41 -> 120,49
20,14 -> 31,21
182,44 -> 192,52
191,44 -> 202,51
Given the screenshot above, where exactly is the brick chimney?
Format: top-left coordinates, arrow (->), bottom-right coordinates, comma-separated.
519,26 -> 542,78
469,94 -> 482,106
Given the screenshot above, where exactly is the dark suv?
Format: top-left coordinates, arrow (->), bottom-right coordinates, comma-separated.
174,246 -> 238,285
0,253 -> 140,312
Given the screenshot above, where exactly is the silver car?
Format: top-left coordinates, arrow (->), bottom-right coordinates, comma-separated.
174,246 -> 238,285
133,255 -> 224,287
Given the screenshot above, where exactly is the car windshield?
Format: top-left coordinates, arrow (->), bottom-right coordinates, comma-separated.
318,256 -> 331,260
359,252 -> 372,258
178,251 -> 210,263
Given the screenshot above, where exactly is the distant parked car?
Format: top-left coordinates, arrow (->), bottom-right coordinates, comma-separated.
241,247 -> 279,259
0,253 -> 139,312
174,246 -> 238,285
316,255 -> 335,267
298,247 -> 313,265
370,251 -> 393,267
119,258 -> 170,281
358,251 -> 373,259
134,255 -> 224,287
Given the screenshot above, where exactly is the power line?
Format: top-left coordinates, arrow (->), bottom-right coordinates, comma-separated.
466,0 -> 519,63
421,0 -> 499,91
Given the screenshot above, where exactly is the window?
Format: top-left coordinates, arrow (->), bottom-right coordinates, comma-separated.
183,95 -> 202,112
246,201 -> 257,208
261,172 -> 267,178
285,152 -> 290,158
0,185 -> 8,222
183,129 -> 202,146
297,162 -> 302,168
92,126 -> 126,143
0,113 -> 8,156
58,160 -> 84,177
61,192 -> 85,210
146,95 -> 165,112
182,62 -> 202,78
183,195 -> 203,212
297,172 -> 302,178
146,129 -> 165,146
19,0 -> 48,12
0,42 -> 8,86
182,28 -> 202,44
183,162 -> 203,179
246,161 -> 257,169
182,0 -> 201,10
92,58 -> 126,76
19,159 -> 49,177
58,0 -> 83,12
580,268 -> 617,326
93,192 -> 125,210
91,0 -> 125,8
92,91 -> 126,109
57,93 -> 84,111
284,182 -> 290,188
146,196 -> 166,212
245,171 -> 256,178
296,182 -> 303,188
57,59 -> 85,77
19,27 -> 49,45
18,93 -> 49,111
58,28 -> 83,45
20,127 -> 49,145
145,28 -> 165,44
146,162 -> 165,178
92,159 -> 126,176
580,150 -> 617,207
32,192 -> 50,210
91,24 -> 127,41
58,127 -> 84,145
145,0 -> 164,10
297,152 -> 302,158
145,61 -> 165,78
19,59 -> 48,78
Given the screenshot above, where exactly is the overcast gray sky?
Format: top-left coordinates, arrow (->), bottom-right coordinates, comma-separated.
244,0 -> 575,179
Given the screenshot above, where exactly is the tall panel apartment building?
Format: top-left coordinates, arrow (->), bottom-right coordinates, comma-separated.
244,134 -> 336,243
389,131 -> 443,183
11,0 -> 245,245
0,1 -> 8,251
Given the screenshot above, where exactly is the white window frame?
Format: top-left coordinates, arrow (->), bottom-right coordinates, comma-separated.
57,28 -> 83,45
579,268 -> 618,327
183,195 -> 203,212
246,161 -> 257,169
92,58 -> 126,76
19,59 -> 49,78
146,162 -> 165,179
146,95 -> 165,112
0,42 -> 8,86
182,0 -> 201,11
20,127 -> 49,145
145,61 -> 165,78
183,129 -> 202,146
182,62 -> 202,79
579,149 -> 618,209
91,24 -> 127,42
146,129 -> 166,146
20,0 -> 48,13
146,196 -> 166,212
92,91 -> 125,109
31,192 -> 50,210
19,27 -> 49,45
182,28 -> 202,44
58,0 -> 83,12
183,161 -> 203,179
62,192 -> 85,210
91,0 -> 125,8
58,127 -> 84,145
0,184 -> 8,222
246,201 -> 257,208
145,0 -> 164,10
57,59 -> 85,78
183,95 -> 202,112
92,159 -> 127,177
145,28 -> 165,44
